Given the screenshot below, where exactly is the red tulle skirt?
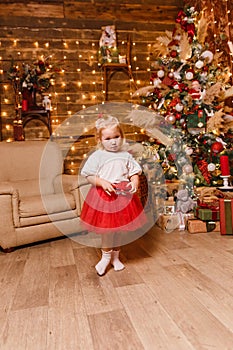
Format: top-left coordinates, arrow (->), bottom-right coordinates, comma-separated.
80,182 -> 147,234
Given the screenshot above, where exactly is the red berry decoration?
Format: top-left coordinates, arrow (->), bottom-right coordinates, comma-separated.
170,50 -> 177,58
211,141 -> 224,154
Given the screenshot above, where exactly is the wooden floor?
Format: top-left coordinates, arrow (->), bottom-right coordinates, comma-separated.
1,225 -> 233,350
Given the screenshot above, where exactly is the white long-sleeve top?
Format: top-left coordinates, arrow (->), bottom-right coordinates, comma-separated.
81,149 -> 142,183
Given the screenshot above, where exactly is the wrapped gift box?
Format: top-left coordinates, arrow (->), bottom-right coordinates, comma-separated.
219,198 -> 233,235
157,214 -> 180,232
195,186 -> 220,206
188,219 -> 220,233
194,207 -> 219,221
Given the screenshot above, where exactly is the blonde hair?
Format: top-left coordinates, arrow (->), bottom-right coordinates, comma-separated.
95,116 -> 124,149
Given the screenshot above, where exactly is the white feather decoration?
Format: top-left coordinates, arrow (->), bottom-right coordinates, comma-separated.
127,109 -> 173,146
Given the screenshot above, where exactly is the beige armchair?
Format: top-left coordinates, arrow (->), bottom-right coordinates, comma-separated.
0,140 -> 90,251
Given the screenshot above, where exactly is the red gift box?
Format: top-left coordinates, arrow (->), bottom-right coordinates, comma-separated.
219,198 -> 233,235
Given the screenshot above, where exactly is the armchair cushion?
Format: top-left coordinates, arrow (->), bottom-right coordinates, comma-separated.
19,193 -> 76,218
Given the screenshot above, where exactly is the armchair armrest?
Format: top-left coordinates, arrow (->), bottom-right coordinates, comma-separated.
0,183 -> 20,250
0,182 -> 16,195
0,182 -> 20,228
53,174 -> 90,215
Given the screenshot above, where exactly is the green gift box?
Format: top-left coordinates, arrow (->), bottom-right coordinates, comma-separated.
194,207 -> 220,221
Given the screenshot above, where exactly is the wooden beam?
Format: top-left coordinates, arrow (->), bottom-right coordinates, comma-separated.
0,3 -> 64,18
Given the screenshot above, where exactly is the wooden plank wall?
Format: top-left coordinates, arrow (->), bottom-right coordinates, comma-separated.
0,0 -> 183,141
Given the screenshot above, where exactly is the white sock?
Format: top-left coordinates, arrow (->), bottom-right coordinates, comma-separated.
95,250 -> 112,276
111,250 -> 125,271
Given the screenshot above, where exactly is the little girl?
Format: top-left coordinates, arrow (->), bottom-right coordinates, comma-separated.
80,116 -> 147,276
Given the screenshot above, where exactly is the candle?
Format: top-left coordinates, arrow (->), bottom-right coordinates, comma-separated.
220,155 -> 230,176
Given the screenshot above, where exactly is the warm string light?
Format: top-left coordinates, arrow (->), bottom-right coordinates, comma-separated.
0,55 -> 3,75
225,0 -> 233,75
76,40 -> 85,107
201,3 -> 233,79
51,89 -> 58,128
132,51 -> 139,96
91,54 -> 99,103
145,42 -> 152,77
99,61 -> 105,103
131,39 -> 141,90
1,35 -> 147,139
210,7 -> 217,53
129,40 -> 137,102
91,69 -> 97,103
0,83 -> 11,120
60,34 -> 73,118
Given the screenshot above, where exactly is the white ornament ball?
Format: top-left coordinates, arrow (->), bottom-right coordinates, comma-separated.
200,71 -> 207,78
165,114 -> 176,124
185,71 -> 194,80
207,163 -> 216,172
153,78 -> 161,87
157,69 -> 165,78
175,103 -> 184,112
180,118 -> 185,125
183,164 -> 193,174
201,50 -> 214,63
185,147 -> 193,155
195,60 -> 204,69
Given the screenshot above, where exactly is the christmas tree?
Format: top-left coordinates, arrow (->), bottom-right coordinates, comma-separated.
135,5 -> 233,190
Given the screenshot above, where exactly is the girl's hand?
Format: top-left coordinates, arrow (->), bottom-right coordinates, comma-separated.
126,181 -> 137,193
99,178 -> 116,196
86,175 -> 115,196
127,174 -> 139,193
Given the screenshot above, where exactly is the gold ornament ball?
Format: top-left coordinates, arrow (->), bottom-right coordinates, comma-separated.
164,99 -> 171,108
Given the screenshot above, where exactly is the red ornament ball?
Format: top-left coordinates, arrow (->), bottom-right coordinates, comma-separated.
211,141 -> 224,154
170,50 -> 177,58
181,122 -> 187,130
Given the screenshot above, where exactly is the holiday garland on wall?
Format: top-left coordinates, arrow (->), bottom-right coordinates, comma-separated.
134,5 -> 233,189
